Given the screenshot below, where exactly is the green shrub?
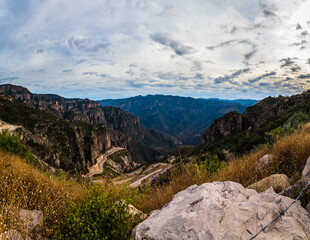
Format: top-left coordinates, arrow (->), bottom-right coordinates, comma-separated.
265,112 -> 310,143
55,186 -> 139,240
199,154 -> 226,175
0,129 -> 26,154
0,129 -> 35,164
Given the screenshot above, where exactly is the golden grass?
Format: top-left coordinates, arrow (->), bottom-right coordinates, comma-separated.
0,151 -> 84,237
137,126 -> 310,212
1,124 -> 310,237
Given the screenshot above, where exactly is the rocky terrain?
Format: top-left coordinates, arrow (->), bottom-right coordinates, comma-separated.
99,95 -> 256,145
0,84 -> 180,173
202,91 -> 310,145
133,181 -> 310,240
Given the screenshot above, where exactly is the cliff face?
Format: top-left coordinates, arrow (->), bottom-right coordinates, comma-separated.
202,91 -> 310,145
0,94 -> 127,173
0,84 -> 180,171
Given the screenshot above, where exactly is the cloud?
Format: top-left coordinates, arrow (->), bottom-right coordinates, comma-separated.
0,0 -> 309,99
296,23 -> 302,30
301,31 -> 308,36
290,66 -> 301,72
150,33 -> 195,56
127,80 -> 174,88
260,3 -> 277,18
248,71 -> 277,83
32,69 -> 45,73
244,49 -> 257,61
83,72 -> 109,78
298,74 -> 310,79
206,40 -> 237,51
67,37 -> 110,52
213,68 -> 250,84
37,49 -> 44,54
206,39 -> 256,51
0,77 -> 19,83
63,69 -> 72,73
83,72 -> 98,76
291,40 -> 307,46
280,58 -> 295,68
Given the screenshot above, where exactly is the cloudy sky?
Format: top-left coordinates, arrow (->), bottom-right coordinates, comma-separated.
0,0 -> 309,100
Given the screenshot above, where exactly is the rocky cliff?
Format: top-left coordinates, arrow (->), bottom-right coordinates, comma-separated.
202,91 -> 310,145
0,84 -> 180,172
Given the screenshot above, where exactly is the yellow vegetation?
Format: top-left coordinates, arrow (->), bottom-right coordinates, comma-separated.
137,127 -> 310,212
0,151 -> 84,237
1,124 -> 310,237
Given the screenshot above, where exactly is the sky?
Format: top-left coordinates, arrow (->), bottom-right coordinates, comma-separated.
0,0 -> 309,100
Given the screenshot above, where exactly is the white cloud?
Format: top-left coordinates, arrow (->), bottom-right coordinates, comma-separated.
0,0 -> 309,99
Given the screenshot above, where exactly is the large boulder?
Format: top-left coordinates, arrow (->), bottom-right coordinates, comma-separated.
132,181 -> 310,240
280,156 -> 310,211
247,174 -> 290,193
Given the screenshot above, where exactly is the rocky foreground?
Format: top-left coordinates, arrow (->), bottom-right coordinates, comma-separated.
133,181 -> 310,240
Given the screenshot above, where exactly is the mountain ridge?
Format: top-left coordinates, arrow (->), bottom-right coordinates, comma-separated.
0,84 -> 180,168
98,95 -> 258,145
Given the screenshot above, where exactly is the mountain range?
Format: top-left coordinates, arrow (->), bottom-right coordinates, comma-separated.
0,84 -> 179,173
99,95 -> 258,145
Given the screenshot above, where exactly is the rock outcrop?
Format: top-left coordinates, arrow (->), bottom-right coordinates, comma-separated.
133,181 -> 310,240
202,90 -> 310,145
247,174 -> 290,193
280,156 -> 310,210
254,154 -> 275,170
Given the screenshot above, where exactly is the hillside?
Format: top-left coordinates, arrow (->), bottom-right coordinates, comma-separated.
200,90 -> 310,154
0,84 -> 180,168
99,95 -> 257,145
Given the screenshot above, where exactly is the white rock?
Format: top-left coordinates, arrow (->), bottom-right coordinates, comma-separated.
255,154 -> 274,170
132,181 -> 310,240
302,156 -> 310,177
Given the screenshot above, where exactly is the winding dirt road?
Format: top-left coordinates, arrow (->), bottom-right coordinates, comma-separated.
87,147 -> 125,177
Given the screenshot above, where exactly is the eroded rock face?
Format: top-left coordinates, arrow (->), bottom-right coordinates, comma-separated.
202,91 -> 310,145
132,181 -> 310,240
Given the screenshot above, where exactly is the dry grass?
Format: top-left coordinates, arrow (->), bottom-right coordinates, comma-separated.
137,126 -> 310,213
0,151 -> 84,237
1,124 -> 310,237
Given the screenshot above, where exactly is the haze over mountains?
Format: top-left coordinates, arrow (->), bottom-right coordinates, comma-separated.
99,95 -> 258,145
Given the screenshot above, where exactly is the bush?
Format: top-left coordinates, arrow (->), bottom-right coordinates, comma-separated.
0,129 -> 26,154
55,186 -> 139,240
0,151 -> 83,237
201,154 -> 225,174
265,112 -> 310,143
0,130 -> 35,164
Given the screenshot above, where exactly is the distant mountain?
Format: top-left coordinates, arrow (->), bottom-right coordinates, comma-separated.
202,98 -> 258,107
201,90 -> 310,154
0,85 -> 180,171
98,95 -> 258,145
